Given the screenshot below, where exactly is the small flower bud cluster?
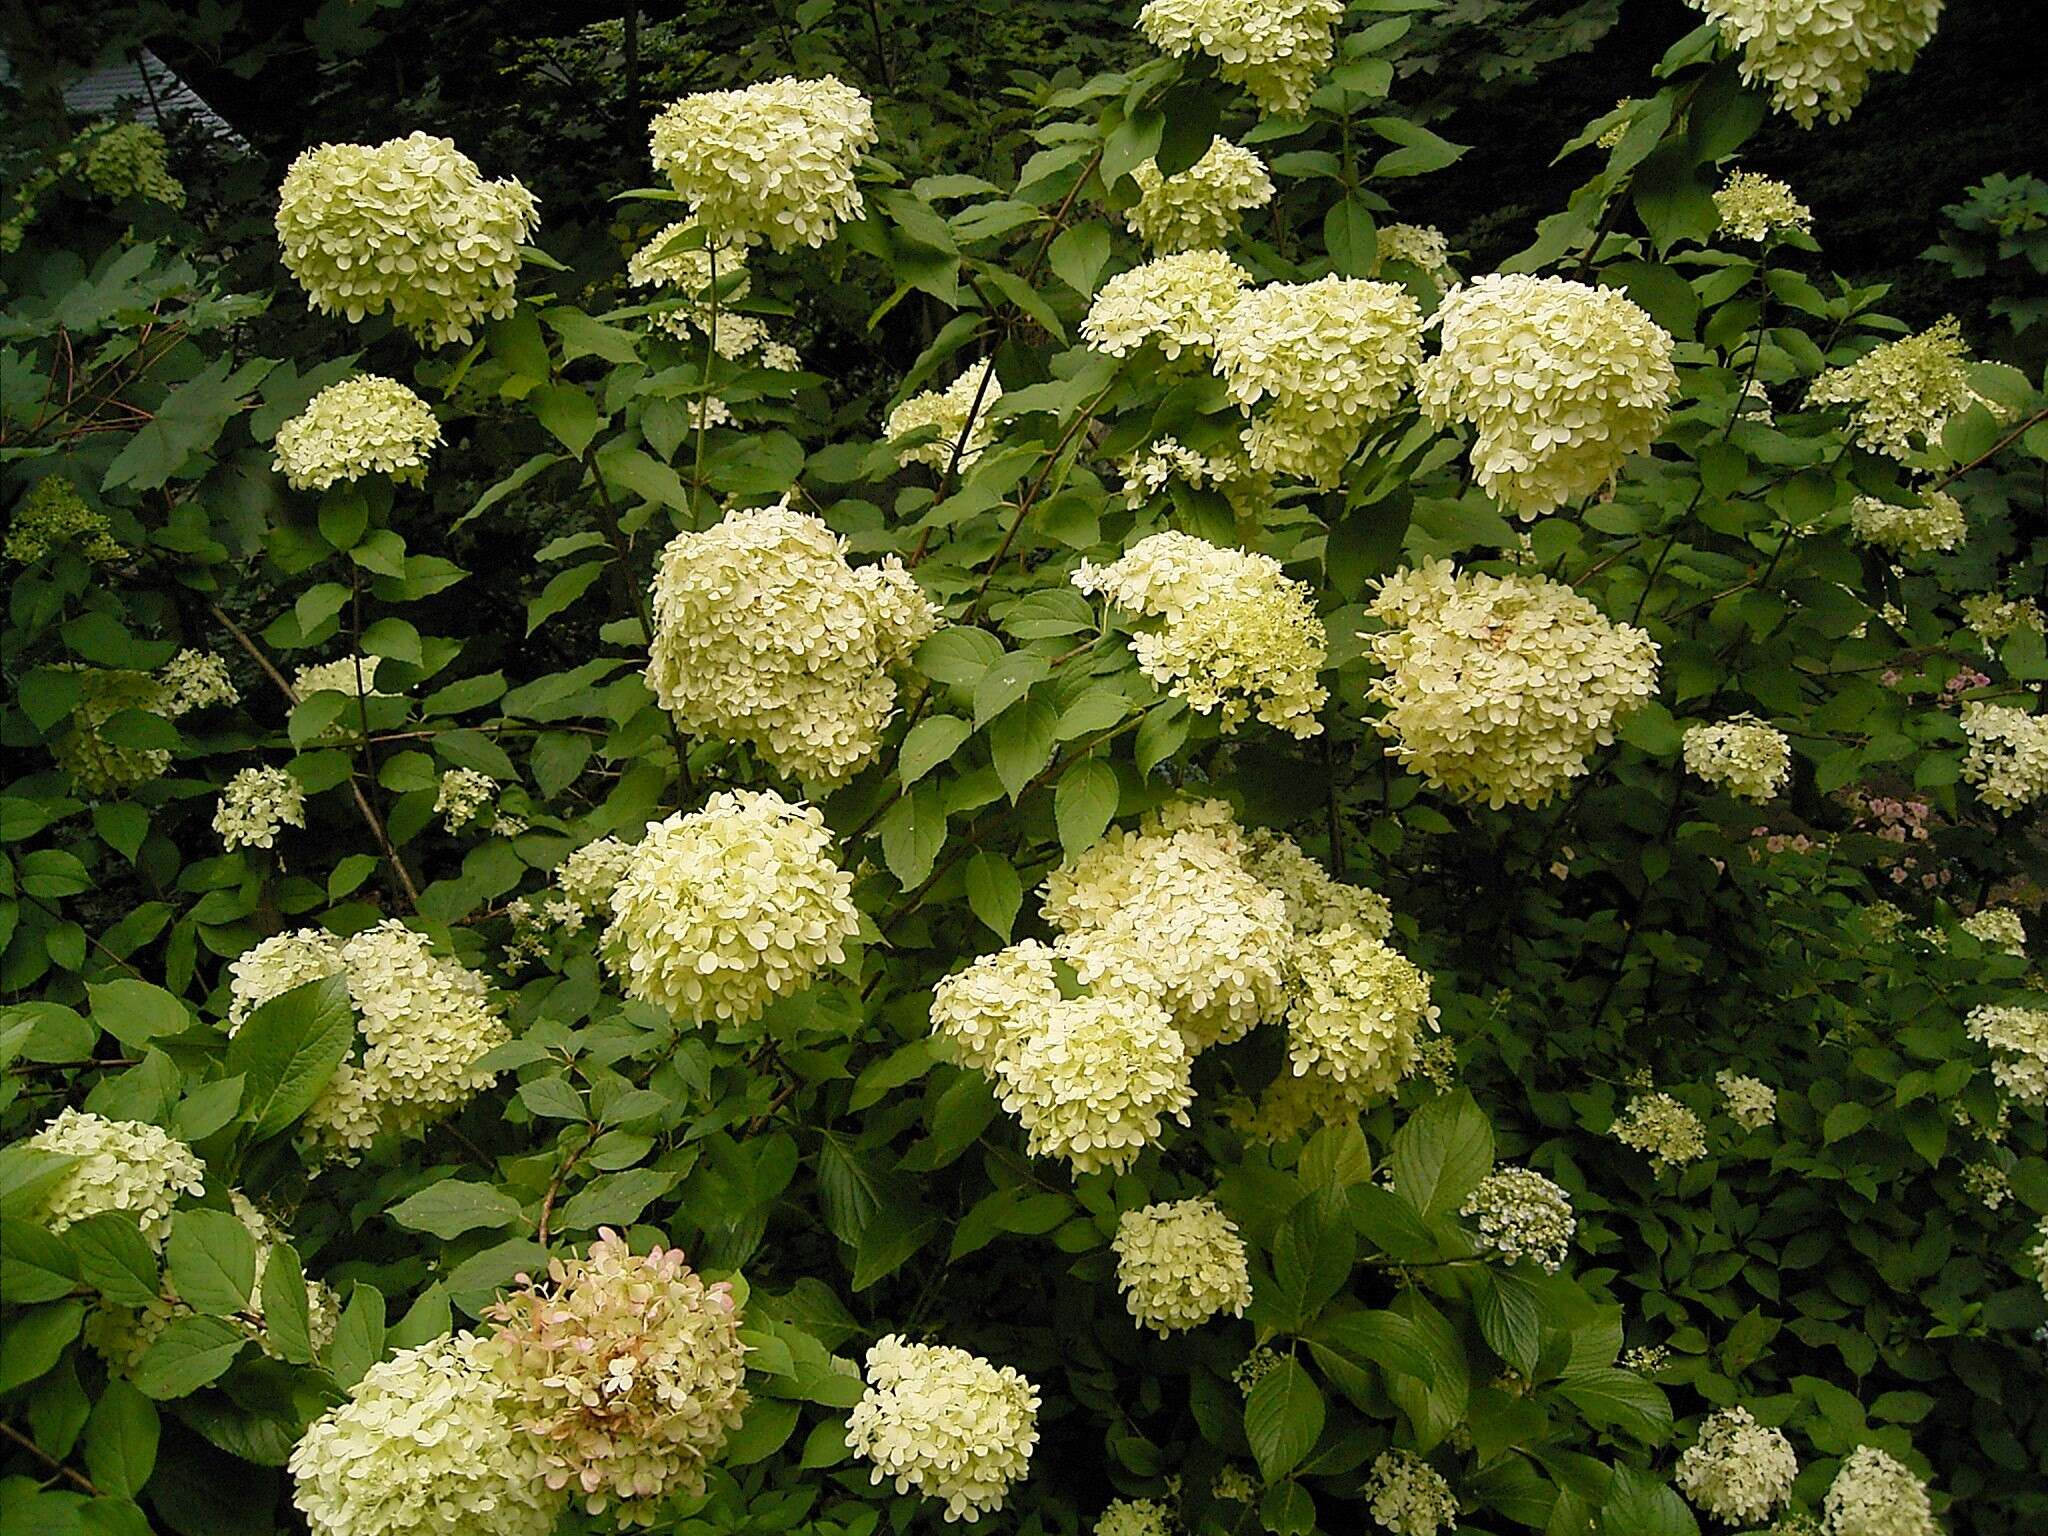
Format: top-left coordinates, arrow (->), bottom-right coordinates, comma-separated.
1714,172 -> 1814,241
1082,249 -> 1252,360
1675,1407 -> 1799,1524
1097,1498 -> 1174,1536
25,1108 -> 205,1241
1612,1091 -> 1708,1172
1125,138 -> 1274,252
1687,0 -> 1944,126
274,375 -> 442,490
83,121 -> 185,207
1136,0 -> 1345,115
1965,1002 -> 2048,1107
1961,593 -> 2045,645
1364,1450 -> 1459,1536
1233,1346 -> 1282,1394
886,364 -> 1003,471
1716,1069 -> 1778,1129
1820,1444 -> 1939,1536
1960,1161 -> 2011,1210
6,475 -> 125,564
1459,1167 -> 1576,1271
1959,702 -> 2048,814
556,835 -> 635,913
1111,1198 -> 1253,1334
216,765 -> 307,851
1807,317 -> 1981,461
55,667 -> 173,792
1848,491 -> 1966,557
845,1335 -> 1040,1523
1683,715 -> 1792,803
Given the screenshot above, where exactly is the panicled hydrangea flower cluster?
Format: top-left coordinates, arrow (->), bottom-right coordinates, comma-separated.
1125,138 -> 1274,252
649,76 -> 875,249
1082,249 -> 1252,360
1683,716 -> 1792,803
1212,277 -> 1423,485
1613,1091 -> 1708,1172
294,655 -> 387,699
1687,0 -> 1944,126
1459,1167 -> 1575,1271
26,1109 -> 205,1241
626,218 -> 749,338
995,993 -> 1196,1174
1820,1445 -> 1939,1536
1075,530 -> 1328,736
435,768 -> 498,832
273,375 -> 442,490
7,475 -> 126,564
886,364 -> 1003,471
276,132 -> 539,346
1111,1198 -> 1253,1335
646,501 -> 941,784
1675,1407 -> 1799,1524
1960,1160 -> 2011,1210
1376,222 -> 1459,287
557,835 -> 636,914
1136,0 -> 1345,115
1848,490 -> 1966,557
1965,1002 -> 2048,1107
1365,561 -> 1660,808
159,649 -> 238,715
928,940 -> 1064,1074
83,121 -> 185,207
1282,924 -> 1439,1108
1959,702 -> 2048,814
1715,172 -> 1814,241
1417,275 -> 1678,517
484,1230 -> 748,1522
846,1335 -> 1041,1522
1807,317 -> 1980,461
1960,906 -> 2027,955
1364,1451 -> 1459,1536
227,928 -> 347,1026
601,789 -> 859,1024
1717,1069 -> 1779,1128
290,1333 -> 565,1536
1097,1498 -> 1174,1536
1961,593 -> 2044,646
55,667 -> 173,792
215,766 -> 307,851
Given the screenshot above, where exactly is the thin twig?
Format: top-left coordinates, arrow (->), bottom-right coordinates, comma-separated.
0,1420 -> 99,1496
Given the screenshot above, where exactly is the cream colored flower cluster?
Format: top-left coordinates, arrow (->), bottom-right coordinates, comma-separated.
601,789 -> 859,1024
1365,561 -> 1660,808
1848,490 -> 1966,557
273,375 -> 442,491
215,765 -> 307,851
556,835 -> 635,913
1097,1498 -> 1174,1536
997,992 -> 1197,1174
1283,924 -> 1438,1106
276,133 -> 539,346
1125,139 -> 1274,252
25,1108 -> 205,1241
1244,825 -> 1394,939
1715,171 -> 1814,241
1117,437 -> 1239,509
5,475 -> 125,564
1960,1161 -> 2011,1210
55,667 -> 172,792
649,75 -> 875,249
1112,1198 -> 1253,1335
646,501 -> 941,784
484,1230 -> 747,1522
626,217 -> 750,339
227,928 -> 347,1025
291,1333 -> 565,1536
1676,1407 -> 1799,1524
1082,249 -> 1252,360
1820,1445 -> 1939,1536
83,121 -> 185,207
2029,1220 -> 2048,1302
846,1335 -> 1041,1522
1960,906 -> 2027,955
1962,593 -> 2045,645
1213,277 -> 1423,485
1075,530 -> 1328,736
160,649 -> 238,715
1965,1002 -> 2048,1107
1687,0 -> 1944,126
1717,1069 -> 1779,1128
1683,715 -> 1792,803
1376,222 -> 1459,287
294,655 -> 387,699
1959,702 -> 2048,814
1807,317 -> 1979,461
1612,1091 -> 1707,1172
886,364 -> 1004,471
435,767 -> 497,832
1136,0 -> 1345,115
1459,1166 -> 1575,1271
1364,1451 -> 1459,1536
1418,275 -> 1678,517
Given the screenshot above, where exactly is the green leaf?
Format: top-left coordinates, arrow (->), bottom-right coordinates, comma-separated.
1,1218 -> 78,1303
527,561 -> 610,636
258,1242 -> 315,1365
556,1169 -> 675,1232
917,627 -> 1005,686
223,974 -> 356,1140
389,1181 -> 525,1241
1324,195 -> 1378,277
0,1301 -> 83,1394
964,852 -> 1023,940
66,1212 -> 160,1307
1559,1366 -> 1672,1442
900,715 -> 972,789
723,1398 -> 801,1465
850,1040 -> 936,1111
973,653 -> 1049,728
1477,1270 -> 1543,1375
327,1284 -> 386,1390
1102,109 -> 1164,189
1054,758 -> 1119,856
990,700 -> 1059,801
1389,1088 -> 1494,1219
166,1209 -> 257,1316
533,383 -> 603,456
83,1380 -> 158,1499
84,980 -> 190,1050
130,1316 -> 244,1400
1049,222 -> 1112,297
1262,1189 -> 1355,1334
1309,1310 -> 1438,1391
879,784 -> 949,889
1244,1357 -> 1324,1480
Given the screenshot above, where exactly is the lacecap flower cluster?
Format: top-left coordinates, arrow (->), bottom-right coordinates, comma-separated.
845,1335 -> 1041,1522
273,375 -> 441,490
1687,0 -> 1944,126
1111,1197 -> 1254,1335
1136,0 -> 1345,115
1125,138 -> 1274,252
1683,715 -> 1792,803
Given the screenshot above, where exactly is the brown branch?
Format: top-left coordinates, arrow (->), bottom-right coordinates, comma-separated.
534,1123 -> 601,1249
1929,404 -> 2048,491
0,1420 -> 100,1497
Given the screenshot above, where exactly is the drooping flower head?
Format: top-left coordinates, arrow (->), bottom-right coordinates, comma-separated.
83,120 -> 185,207
1806,317 -> 1980,461
846,1336 -> 1041,1522
25,1109 -> 205,1242
1136,0 -> 1346,115
1125,139 -> 1275,252
273,375 -> 441,490
1081,249 -> 1252,360
1682,716 -> 1792,803
1675,1407 -> 1799,1524
1687,0 -> 1945,126
1112,1198 -> 1253,1335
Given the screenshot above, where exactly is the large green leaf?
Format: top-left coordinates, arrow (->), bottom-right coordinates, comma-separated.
223,974 -> 355,1140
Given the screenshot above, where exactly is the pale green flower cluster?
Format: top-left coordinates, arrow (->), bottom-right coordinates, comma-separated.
55,667 -> 172,792
1677,1407 -> 1799,1524
83,121 -> 184,207
601,788 -> 859,1024
1125,138 -> 1274,252
1807,317 -> 1979,461
1233,1346 -> 1282,1394
1687,0 -> 1944,126
556,835 -> 635,913
1960,906 -> 2027,955
215,765 -> 306,851
1075,529 -> 1328,736
1820,1445 -> 1939,1536
1460,1166 -> 1576,1271
1081,249 -> 1252,360
1366,561 -> 1661,808
886,364 -> 1004,471
1418,275 -> 1678,517
1715,171 -> 1814,241
649,75 -> 875,249
1376,222 -> 1458,287
25,1108 -> 205,1241
1612,1091 -> 1708,1172
1136,0 -> 1345,115
1364,1450 -> 1459,1536
276,133 -> 539,345
1965,1002 -> 2048,1107
7,475 -> 125,564
996,992 -> 1197,1174
646,500 -> 940,784
929,940 -> 1065,1075
294,655 -> 387,699
1097,1498 -> 1175,1536
626,217 -> 750,338
273,375 -> 442,490
1283,923 -> 1438,1102
846,1335 -> 1041,1522
1111,1198 -> 1253,1335
227,928 -> 347,1025
1848,490 -> 1966,557
1960,702 -> 2048,814
159,649 -> 239,715
1213,1467 -> 1259,1503
1961,593 -> 2045,646
434,767 -> 497,832
1717,1069 -> 1779,1129
1243,825 -> 1393,939
1683,715 -> 1792,803
1960,1160 -> 2011,1210
2029,1219 -> 2048,1301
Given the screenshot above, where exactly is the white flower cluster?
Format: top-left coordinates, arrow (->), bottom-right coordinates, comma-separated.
1097,1498 -> 1174,1536
601,789 -> 859,1025
273,375 -> 442,491
626,217 -> 750,339
2029,1219 -> 2048,1301
996,993 -> 1197,1174
845,1335 -> 1041,1523
1688,0 -> 1944,126
1125,139 -> 1274,252
1612,1091 -> 1708,1172
1136,0 -> 1345,115
435,767 -> 497,832
1960,702 -> 2048,814
294,655 -> 387,699
1820,1445 -> 1939,1536
1717,1069 -> 1779,1129
1364,1450 -> 1459,1536
1961,593 -> 2044,646
276,133 -> 539,346
1960,906 -> 2027,955
1459,1166 -> 1575,1271
1082,249 -> 1252,360
1960,1160 -> 2011,1210
1111,1198 -> 1254,1335
1075,530 -> 1328,736
1418,275 -> 1678,518
556,835 -> 636,913
1365,561 -> 1661,808
886,364 -> 1004,472
1683,715 -> 1792,803
1376,222 -> 1459,287
1283,923 -> 1439,1106
1965,1002 -> 2048,1107
646,501 -> 941,784
215,765 -> 307,851
1806,317 -> 1979,461
648,76 -> 876,249
1675,1407 -> 1799,1524
159,649 -> 239,715
1117,437 -> 1242,510
25,1109 -> 204,1241
227,928 -> 347,1026
1715,171 -> 1815,241
1848,491 -> 1966,557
